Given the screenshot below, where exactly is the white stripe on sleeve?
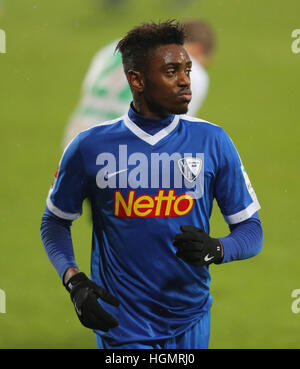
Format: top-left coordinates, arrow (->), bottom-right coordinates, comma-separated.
223,199 -> 261,225
46,195 -> 81,221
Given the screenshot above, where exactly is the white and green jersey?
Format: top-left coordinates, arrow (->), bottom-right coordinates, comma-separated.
63,40 -> 209,148
63,41 -> 131,147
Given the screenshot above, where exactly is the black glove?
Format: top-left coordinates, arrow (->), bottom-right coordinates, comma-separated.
64,272 -> 120,331
173,225 -> 224,267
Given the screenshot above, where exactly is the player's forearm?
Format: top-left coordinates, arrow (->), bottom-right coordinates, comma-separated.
40,206 -> 79,280
219,212 -> 263,263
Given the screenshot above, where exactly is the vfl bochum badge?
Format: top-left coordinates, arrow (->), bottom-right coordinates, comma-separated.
178,157 -> 202,183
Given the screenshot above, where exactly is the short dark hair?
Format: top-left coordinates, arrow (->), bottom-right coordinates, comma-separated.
115,20 -> 185,74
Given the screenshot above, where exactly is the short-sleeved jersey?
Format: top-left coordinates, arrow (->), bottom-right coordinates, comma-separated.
47,107 -> 260,344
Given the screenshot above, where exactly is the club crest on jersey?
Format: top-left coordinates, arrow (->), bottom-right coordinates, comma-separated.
178,157 -> 202,183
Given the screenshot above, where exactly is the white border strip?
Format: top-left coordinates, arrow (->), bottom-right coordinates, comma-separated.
179,114 -> 221,127
46,195 -> 81,221
223,199 -> 261,225
124,114 -> 180,146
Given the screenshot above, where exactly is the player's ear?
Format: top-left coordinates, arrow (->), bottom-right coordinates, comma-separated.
127,70 -> 145,93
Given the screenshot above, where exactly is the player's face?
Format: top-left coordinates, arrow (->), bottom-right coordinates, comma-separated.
143,44 -> 192,116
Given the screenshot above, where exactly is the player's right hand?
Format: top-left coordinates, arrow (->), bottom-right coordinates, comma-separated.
64,272 -> 120,331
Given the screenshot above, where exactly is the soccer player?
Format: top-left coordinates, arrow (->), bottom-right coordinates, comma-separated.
62,19 -> 215,148
40,20 -> 263,349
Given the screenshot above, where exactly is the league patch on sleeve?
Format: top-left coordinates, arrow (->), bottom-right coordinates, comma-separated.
241,165 -> 256,199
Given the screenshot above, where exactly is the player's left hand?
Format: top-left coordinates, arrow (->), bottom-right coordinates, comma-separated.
173,225 -> 224,267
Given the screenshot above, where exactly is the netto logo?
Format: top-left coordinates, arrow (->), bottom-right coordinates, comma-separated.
114,189 -> 194,218
0,29 -> 6,53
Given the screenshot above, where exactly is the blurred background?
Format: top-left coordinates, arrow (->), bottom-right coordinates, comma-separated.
0,0 -> 300,349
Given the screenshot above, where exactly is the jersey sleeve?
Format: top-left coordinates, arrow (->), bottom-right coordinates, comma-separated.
46,134 -> 88,220
214,129 -> 261,225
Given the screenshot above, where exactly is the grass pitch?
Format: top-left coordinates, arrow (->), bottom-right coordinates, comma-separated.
0,0 -> 299,348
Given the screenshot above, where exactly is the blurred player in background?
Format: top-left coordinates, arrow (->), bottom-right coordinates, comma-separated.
62,19 -> 215,148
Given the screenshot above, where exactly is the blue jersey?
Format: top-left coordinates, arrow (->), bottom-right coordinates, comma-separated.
46,106 -> 260,344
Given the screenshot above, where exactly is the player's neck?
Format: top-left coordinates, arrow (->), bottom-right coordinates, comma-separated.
132,100 -> 171,120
